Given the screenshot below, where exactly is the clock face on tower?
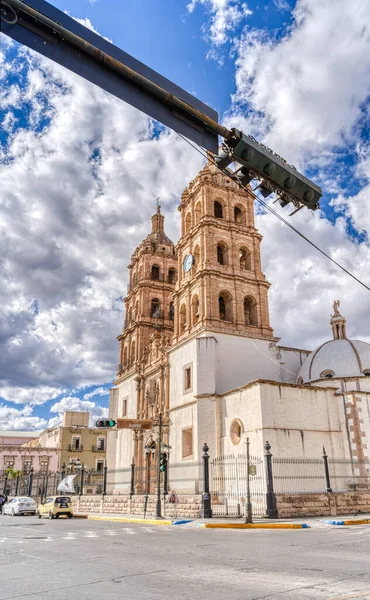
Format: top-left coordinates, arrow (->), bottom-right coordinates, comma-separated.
183,254 -> 194,272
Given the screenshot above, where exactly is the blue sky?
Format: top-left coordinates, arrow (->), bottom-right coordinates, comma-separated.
1,0 -> 370,430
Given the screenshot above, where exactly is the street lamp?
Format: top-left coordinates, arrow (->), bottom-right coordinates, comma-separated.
245,437 -> 253,524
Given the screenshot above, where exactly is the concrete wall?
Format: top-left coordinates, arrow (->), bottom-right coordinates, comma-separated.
73,494 -> 202,518
277,492 -> 370,518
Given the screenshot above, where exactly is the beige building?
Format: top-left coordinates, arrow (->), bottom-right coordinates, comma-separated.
107,159 -> 370,498
37,411 -> 107,472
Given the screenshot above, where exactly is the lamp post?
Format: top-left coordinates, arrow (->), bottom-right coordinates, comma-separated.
245,437 -> 253,524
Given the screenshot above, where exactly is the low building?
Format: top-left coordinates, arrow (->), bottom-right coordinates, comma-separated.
36,411 -> 108,473
0,431 -> 59,474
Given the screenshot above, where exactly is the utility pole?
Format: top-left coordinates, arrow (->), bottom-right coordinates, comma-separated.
155,413 -> 163,519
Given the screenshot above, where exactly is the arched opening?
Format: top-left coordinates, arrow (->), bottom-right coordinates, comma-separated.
217,242 -> 228,266
297,376 -> 304,385
230,419 -> 243,445
151,265 -> 160,281
244,296 -> 258,326
363,369 -> 370,377
179,304 -> 187,334
214,200 -> 223,219
192,295 -> 200,325
320,369 -> 335,379
194,202 -> 201,224
218,292 -> 233,322
151,298 -> 160,317
130,340 -> 136,366
239,247 -> 251,271
169,302 -> 174,321
128,308 -> 133,323
234,205 -> 245,224
193,245 -> 200,268
135,300 -> 139,320
185,212 -> 191,234
168,268 -> 176,284
123,346 -> 128,366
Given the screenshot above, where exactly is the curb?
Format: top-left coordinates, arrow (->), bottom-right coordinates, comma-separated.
73,514 -> 88,519
323,518 -> 370,526
197,522 -> 309,529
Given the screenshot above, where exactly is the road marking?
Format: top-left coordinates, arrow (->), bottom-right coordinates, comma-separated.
103,529 -> 118,536
329,590 -> 370,599
121,528 -> 135,534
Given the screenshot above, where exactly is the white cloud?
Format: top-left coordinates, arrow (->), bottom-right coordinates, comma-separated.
230,0 -> 370,165
0,404 -> 47,431
83,386 -> 110,400
0,42 -> 203,407
49,396 -> 108,426
187,0 -> 252,46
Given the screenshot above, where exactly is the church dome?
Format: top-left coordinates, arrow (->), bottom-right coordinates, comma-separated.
297,302 -> 370,383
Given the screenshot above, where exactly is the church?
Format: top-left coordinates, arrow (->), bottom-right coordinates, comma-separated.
106,159 -> 370,495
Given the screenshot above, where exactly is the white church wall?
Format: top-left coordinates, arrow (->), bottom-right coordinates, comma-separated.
278,347 -> 311,383
168,401 -> 201,493
259,383 -> 349,459
169,338 -> 198,408
205,332 -> 282,393
109,375 -> 137,471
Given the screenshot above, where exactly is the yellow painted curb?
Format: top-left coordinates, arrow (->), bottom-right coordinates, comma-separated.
87,516 -> 172,526
199,523 -> 308,529
343,519 -> 370,526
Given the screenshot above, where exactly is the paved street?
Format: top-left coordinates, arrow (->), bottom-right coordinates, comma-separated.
1,516 -> 370,600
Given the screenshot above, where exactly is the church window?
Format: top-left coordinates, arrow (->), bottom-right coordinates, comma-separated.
320,369 -> 335,379
244,296 -> 258,326
193,245 -> 200,267
363,370 -> 370,377
168,268 -> 176,284
169,302 -> 174,321
194,202 -> 201,224
217,242 -> 228,266
151,265 -> 160,281
239,248 -> 251,271
192,295 -> 200,325
179,304 -> 187,333
184,364 -> 192,391
151,298 -> 160,317
185,212 -> 192,234
230,420 -> 243,445
130,340 -> 136,366
234,205 -> 245,224
122,398 -> 127,417
182,428 -> 193,459
214,200 -> 223,219
219,292 -> 232,322
297,377 -> 304,385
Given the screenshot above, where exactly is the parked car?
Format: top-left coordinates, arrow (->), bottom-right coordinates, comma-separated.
38,496 -> 73,519
3,497 -> 37,516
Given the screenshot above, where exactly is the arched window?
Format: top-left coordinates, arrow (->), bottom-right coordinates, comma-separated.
217,242 -> 228,266
135,300 -> 139,320
193,245 -> 200,267
192,295 -> 200,325
239,247 -> 251,271
128,308 -> 133,323
168,268 -> 176,284
244,296 -> 258,326
195,202 -> 201,224
123,346 -> 128,366
297,376 -> 304,385
151,298 -> 160,317
130,340 -> 136,366
151,265 -> 160,281
214,200 -> 223,219
320,369 -> 335,379
169,302 -> 174,321
219,292 -> 233,322
363,369 -> 370,377
185,212 -> 191,234
234,205 -> 245,224
179,304 -> 187,333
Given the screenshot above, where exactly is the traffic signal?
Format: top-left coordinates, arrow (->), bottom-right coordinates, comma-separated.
217,128 -> 322,211
159,452 -> 167,472
95,419 -> 117,428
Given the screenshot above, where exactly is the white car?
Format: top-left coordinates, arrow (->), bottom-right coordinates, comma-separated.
3,497 -> 38,516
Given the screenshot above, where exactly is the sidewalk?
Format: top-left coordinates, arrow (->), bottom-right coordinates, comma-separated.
73,511 -> 370,529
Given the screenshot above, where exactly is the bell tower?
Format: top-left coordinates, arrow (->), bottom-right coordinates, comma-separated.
172,159 -> 275,343
116,203 -> 177,380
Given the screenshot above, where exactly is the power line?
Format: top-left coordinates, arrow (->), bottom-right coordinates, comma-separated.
176,132 -> 370,294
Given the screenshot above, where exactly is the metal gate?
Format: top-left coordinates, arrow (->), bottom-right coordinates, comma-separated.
210,454 -> 267,517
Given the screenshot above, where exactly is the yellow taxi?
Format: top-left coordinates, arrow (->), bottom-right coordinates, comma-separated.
37,495 -> 73,519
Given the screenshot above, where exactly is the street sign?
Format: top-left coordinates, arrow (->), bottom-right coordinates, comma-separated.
117,419 -> 152,430
248,465 -> 257,476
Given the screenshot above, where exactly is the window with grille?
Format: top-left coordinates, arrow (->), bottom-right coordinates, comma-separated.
182,428 -> 193,459
23,459 -> 32,474
97,437 -> 105,451
40,459 -> 49,474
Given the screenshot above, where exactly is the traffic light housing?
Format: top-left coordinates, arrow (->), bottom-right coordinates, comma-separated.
218,129 -> 322,211
95,419 -> 117,428
159,452 -> 167,472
